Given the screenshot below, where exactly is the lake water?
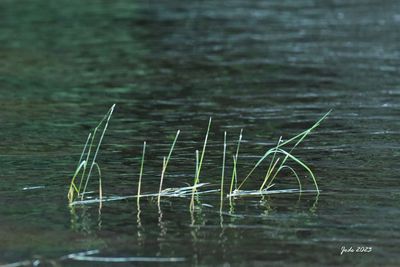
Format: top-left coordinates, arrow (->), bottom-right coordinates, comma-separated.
1,0 -> 399,266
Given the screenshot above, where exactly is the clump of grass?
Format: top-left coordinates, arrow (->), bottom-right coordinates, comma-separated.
68,104 -> 115,205
69,109 -> 331,208
233,110 -> 332,197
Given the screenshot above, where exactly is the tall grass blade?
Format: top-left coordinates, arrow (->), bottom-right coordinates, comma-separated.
137,141 -> 146,205
190,150 -> 200,212
229,155 -> 238,198
273,165 -> 302,193
194,118 -> 212,190
229,129 -> 242,195
259,157 -> 281,191
158,130 -> 180,205
259,137 -> 282,191
164,130 -> 180,172
81,104 -> 116,199
68,160 -> 87,203
78,133 -> 91,167
76,133 -> 91,193
93,162 -> 102,205
220,131 -> 227,212
158,157 -> 167,205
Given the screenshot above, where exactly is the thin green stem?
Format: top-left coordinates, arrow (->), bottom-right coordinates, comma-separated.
259,137 -> 282,191
259,157 -> 281,191
81,104 -> 116,199
220,131 -> 227,212
229,129 -> 243,193
158,130 -> 180,205
270,148 -> 319,193
93,162 -> 102,202
229,155 -> 238,198
158,157 -> 167,205
164,130 -> 180,172
137,141 -> 146,205
190,150 -> 200,212
75,133 -> 92,194
194,118 -> 212,192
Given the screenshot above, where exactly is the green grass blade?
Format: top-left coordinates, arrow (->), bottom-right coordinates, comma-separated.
78,133 -> 91,167
164,130 -> 180,172
158,156 -> 167,205
157,130 -> 180,205
259,157 -> 281,191
190,150 -> 200,212
229,155 -> 238,198
77,133 -> 92,193
93,162 -> 102,202
229,129 -> 243,194
273,148 -> 319,193
272,165 -> 302,193
259,137 -> 282,191
220,132 -> 227,212
68,160 -> 87,203
137,141 -> 146,205
194,117 -> 212,187
81,104 -> 116,199
279,109 -> 332,147
238,110 -> 330,190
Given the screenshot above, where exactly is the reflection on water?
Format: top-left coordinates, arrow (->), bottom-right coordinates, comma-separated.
1,0 -> 400,266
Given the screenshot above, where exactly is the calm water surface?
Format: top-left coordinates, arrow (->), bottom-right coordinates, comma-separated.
1,0 -> 399,266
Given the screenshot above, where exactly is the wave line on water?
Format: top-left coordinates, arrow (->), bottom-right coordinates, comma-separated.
63,250 -> 185,263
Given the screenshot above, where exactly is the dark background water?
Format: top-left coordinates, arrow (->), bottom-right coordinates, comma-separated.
1,0 -> 399,266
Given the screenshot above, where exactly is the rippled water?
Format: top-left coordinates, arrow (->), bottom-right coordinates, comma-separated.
1,0 -> 400,266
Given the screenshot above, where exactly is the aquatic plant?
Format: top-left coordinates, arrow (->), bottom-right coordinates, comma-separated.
190,118 -> 212,211
229,129 -> 243,199
220,131 -> 227,211
136,141 -> 146,205
67,105 -> 331,208
158,130 -> 180,205
235,110 -> 331,196
68,104 -> 115,204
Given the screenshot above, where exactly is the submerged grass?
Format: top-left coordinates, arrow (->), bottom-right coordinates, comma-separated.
68,107 -> 331,208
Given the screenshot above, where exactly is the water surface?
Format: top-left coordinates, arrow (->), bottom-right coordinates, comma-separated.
1,0 -> 399,266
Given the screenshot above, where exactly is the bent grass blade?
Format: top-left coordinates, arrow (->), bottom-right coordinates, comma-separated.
238,110 -> 331,190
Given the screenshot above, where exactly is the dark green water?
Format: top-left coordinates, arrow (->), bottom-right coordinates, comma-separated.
1,0 -> 400,266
